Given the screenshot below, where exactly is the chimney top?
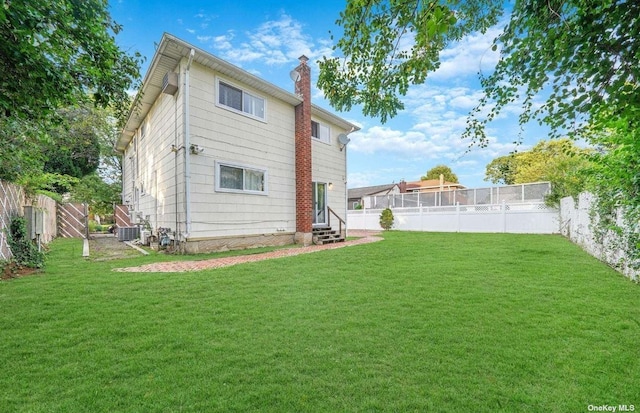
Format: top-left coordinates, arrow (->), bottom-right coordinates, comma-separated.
298,55 -> 309,65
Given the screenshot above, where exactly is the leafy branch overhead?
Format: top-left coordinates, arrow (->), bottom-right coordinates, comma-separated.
0,0 -> 143,126
318,0 -> 502,123
319,0 -> 638,147
464,0 -> 640,147
0,0 -> 139,206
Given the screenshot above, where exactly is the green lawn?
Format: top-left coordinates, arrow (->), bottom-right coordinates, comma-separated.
1,232 -> 638,412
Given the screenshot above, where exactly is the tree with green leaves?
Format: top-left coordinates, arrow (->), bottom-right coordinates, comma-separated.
583,107 -> 640,265
1,101 -> 119,197
0,0 -> 142,125
421,165 -> 459,183
70,173 -> 121,218
318,0 -> 502,123
0,118 -> 47,182
319,1 -> 637,147
379,208 -> 394,231
43,106 -> 103,183
484,153 -> 517,185
484,139 -> 591,205
0,0 -> 141,195
322,0 -> 639,267
464,0 -> 638,147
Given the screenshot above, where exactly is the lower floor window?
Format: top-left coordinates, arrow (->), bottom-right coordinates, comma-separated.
216,161 -> 267,194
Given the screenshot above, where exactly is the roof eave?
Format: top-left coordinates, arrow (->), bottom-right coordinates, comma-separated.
116,33 -> 309,153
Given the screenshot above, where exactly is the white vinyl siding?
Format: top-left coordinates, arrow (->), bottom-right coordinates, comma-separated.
312,117 -> 348,227
188,63 -> 295,239
217,79 -> 266,121
216,161 -> 267,195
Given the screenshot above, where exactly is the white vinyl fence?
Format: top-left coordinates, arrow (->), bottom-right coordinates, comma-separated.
348,183 -> 559,234
560,192 -> 638,281
348,202 -> 559,234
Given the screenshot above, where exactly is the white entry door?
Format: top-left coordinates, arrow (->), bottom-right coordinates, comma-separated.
312,182 -> 327,226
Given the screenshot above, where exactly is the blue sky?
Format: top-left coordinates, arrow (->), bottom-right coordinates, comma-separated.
110,0 -> 549,189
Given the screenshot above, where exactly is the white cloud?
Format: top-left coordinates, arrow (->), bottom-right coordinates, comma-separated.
348,168 -> 410,188
206,33 -> 235,51
193,12 -> 217,30
430,26 -> 503,81
350,126 -> 453,160
194,13 -> 329,69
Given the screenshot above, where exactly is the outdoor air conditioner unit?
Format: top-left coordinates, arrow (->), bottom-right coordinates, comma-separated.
161,72 -> 179,95
118,226 -> 140,242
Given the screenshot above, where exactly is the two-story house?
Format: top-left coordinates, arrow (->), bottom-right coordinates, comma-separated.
115,33 -> 358,252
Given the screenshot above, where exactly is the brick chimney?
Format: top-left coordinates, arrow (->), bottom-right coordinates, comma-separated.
398,179 -> 407,193
293,55 -> 313,245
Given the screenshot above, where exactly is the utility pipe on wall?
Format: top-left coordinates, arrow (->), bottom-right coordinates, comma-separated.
183,48 -> 195,240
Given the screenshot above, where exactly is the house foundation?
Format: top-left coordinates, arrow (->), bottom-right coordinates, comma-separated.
294,231 -> 313,246
184,233 -> 295,254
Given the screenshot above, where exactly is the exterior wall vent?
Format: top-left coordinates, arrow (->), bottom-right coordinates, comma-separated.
161,72 -> 179,95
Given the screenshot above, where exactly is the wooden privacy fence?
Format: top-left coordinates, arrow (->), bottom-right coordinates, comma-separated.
114,204 -> 132,227
57,203 -> 88,239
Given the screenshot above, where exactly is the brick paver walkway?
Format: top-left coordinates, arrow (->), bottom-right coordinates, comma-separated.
113,231 -> 382,273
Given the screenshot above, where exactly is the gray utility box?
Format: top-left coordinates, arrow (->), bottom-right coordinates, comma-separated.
24,206 -> 44,240
117,226 -> 140,242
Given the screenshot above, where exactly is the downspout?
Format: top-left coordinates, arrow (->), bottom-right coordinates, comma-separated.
183,49 -> 195,240
344,141 -> 349,238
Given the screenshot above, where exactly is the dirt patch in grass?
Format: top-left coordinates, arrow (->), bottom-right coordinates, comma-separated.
88,234 -> 145,261
1,262 -> 41,280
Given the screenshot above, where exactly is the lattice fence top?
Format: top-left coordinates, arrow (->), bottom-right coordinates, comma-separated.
366,182 -> 552,209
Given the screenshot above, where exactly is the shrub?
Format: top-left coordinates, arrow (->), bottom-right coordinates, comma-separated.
379,208 -> 394,231
6,216 -> 45,268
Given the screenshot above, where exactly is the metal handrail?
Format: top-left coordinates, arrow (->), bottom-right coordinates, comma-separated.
327,206 -> 345,236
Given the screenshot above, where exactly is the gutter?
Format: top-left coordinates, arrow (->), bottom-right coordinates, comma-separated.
183,48 -> 195,240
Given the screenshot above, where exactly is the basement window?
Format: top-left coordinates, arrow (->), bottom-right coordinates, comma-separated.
217,79 -> 266,121
216,161 -> 268,195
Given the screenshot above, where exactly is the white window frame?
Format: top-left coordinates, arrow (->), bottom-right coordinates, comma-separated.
216,78 -> 267,122
215,161 -> 268,195
311,120 -> 331,144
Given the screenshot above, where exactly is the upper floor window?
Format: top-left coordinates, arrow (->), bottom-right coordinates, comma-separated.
312,120 -> 330,144
217,80 -> 266,121
140,121 -> 147,140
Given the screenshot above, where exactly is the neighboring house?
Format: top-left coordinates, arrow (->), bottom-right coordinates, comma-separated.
347,184 -> 401,210
116,33 -> 358,252
403,177 -> 466,193
349,177 -> 468,210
